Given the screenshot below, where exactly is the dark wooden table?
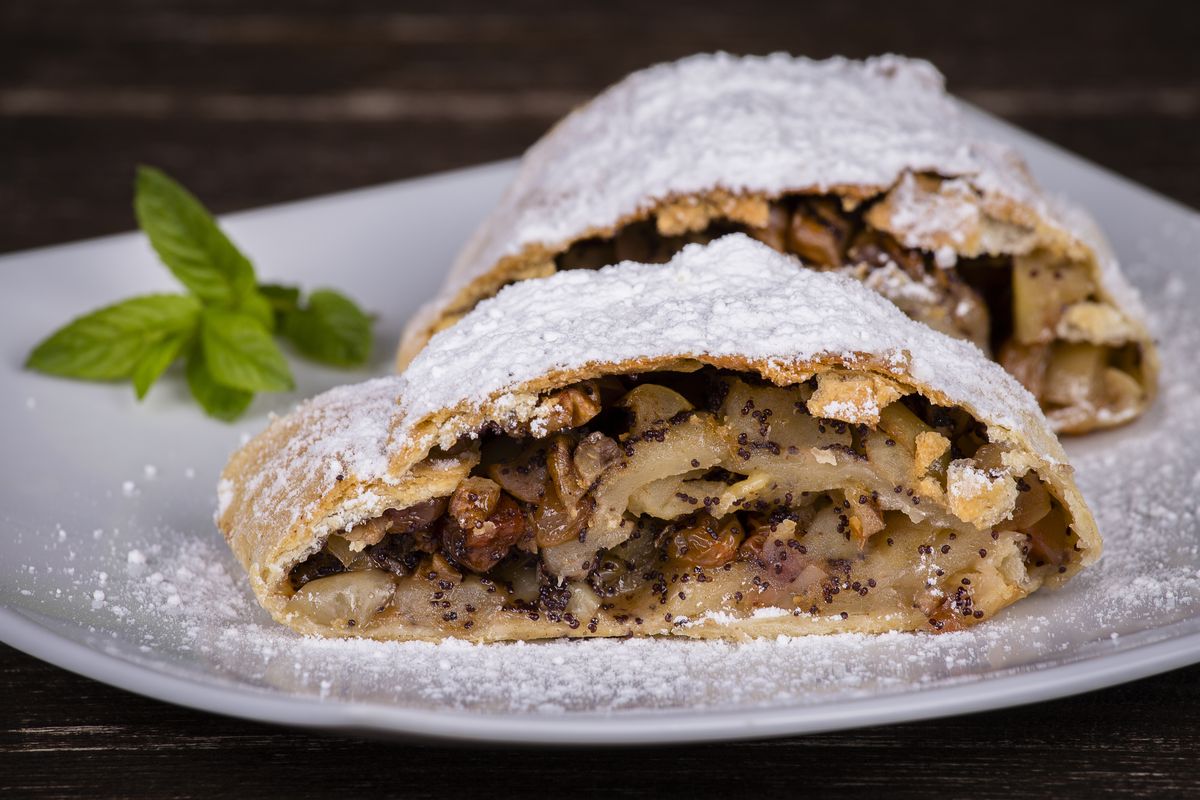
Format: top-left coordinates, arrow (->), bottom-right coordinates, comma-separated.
3,2 -> 1199,796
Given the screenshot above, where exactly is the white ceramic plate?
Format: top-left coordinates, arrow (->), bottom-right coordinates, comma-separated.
2,108 -> 1199,745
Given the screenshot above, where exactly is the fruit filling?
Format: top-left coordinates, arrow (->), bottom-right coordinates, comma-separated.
284,368 -> 1082,636
546,183 -> 1146,432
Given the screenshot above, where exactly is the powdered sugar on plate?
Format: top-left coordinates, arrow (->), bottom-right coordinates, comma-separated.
8,233 -> 1198,715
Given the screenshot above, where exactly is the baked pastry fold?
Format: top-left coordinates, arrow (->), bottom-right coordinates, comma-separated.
399,52 -> 1157,433
220,235 -> 1099,641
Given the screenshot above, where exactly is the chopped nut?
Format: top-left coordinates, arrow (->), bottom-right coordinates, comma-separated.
486,444 -> 550,504
846,488 -> 885,546
448,477 -> 501,529
785,198 -> 852,267
546,434 -> 584,507
573,431 -> 623,485
913,431 -> 950,476
807,371 -> 908,426
535,381 -> 603,435
846,227 -> 927,279
747,203 -> 789,251
443,479 -> 526,573
946,459 -> 1019,530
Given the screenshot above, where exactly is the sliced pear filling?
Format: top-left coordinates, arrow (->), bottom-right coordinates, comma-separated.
552,187 -> 1144,431
284,370 -> 1079,634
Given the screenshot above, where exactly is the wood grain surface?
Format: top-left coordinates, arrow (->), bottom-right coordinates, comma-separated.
2,1 -> 1198,796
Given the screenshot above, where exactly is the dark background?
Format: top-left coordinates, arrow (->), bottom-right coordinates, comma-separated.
2,1 -> 1198,796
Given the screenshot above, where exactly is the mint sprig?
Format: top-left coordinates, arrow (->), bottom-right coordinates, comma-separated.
25,166 -> 374,420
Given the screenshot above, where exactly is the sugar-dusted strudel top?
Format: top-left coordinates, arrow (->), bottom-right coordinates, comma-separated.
398,52 -> 1157,434
221,235 -> 1099,642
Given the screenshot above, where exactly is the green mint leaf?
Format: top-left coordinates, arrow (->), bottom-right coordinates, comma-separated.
186,346 -> 254,421
134,166 -> 257,304
237,288 -> 276,332
200,307 -> 294,393
131,333 -> 188,399
26,294 -> 201,381
282,289 -> 373,367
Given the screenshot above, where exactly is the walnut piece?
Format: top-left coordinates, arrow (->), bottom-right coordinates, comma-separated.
533,381 -> 603,436
443,477 -> 527,573
786,198 -> 852,267
914,431 -> 950,476
945,459 -> 1019,530
807,371 -> 908,426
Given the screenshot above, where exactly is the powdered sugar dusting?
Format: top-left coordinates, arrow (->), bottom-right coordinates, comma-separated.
884,174 -> 982,247
947,460 -> 998,498
228,376 -> 402,539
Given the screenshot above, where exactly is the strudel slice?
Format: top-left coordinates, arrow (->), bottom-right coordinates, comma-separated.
399,53 -> 1156,433
222,235 -> 1099,641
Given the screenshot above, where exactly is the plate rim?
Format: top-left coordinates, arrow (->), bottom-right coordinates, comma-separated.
3,114 -> 1199,744
4,605 -> 1199,745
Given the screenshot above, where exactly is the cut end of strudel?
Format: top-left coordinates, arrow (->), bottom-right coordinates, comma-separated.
221,235 -> 1099,642
399,52 -> 1157,434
